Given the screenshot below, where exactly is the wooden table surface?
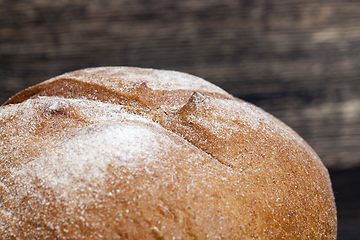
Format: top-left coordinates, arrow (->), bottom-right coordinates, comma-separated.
1,0 -> 360,238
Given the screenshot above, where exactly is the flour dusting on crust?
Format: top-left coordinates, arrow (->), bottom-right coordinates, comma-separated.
0,67 -> 337,239
50,67 -> 230,94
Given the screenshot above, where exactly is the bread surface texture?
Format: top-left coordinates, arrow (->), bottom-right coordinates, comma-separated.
0,67 -> 337,239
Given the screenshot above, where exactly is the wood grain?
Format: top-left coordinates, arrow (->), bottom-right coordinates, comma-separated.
1,1 -> 360,238
1,0 -> 360,171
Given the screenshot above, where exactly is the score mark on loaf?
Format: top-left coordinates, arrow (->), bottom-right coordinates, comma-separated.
0,67 -> 336,239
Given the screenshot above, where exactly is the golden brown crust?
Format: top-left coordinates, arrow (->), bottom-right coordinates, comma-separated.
0,67 -> 336,239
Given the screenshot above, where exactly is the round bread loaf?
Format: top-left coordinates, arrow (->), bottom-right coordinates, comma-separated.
0,67 -> 336,239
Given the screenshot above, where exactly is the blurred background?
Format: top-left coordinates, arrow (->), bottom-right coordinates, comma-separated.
0,0 -> 359,238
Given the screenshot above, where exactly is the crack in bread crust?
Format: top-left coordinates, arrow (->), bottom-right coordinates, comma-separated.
0,67 -> 337,239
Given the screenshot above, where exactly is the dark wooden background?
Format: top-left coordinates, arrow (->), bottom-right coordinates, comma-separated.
1,0 -> 359,238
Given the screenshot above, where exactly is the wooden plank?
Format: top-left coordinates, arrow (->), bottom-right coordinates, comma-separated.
1,1 -> 360,238
1,0 -> 360,170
